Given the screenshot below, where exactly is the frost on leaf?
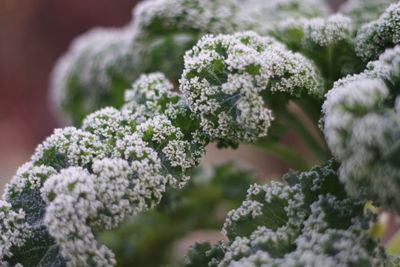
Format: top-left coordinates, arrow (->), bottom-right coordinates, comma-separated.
185,161 -> 387,266
356,2 -> 400,62
131,0 -> 254,81
0,73 -> 209,266
181,31 -> 322,145
323,46 -> 400,213
51,26 -> 139,125
270,14 -> 362,86
339,0 -> 398,28
238,0 -> 329,31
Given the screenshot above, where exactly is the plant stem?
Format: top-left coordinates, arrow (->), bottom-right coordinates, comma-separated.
254,138 -> 311,171
276,105 -> 331,163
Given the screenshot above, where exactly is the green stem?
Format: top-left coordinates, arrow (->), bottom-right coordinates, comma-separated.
254,138 -> 311,171
295,97 -> 331,153
276,105 -> 330,163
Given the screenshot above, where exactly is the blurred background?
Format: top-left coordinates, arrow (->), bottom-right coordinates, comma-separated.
0,0 -> 346,188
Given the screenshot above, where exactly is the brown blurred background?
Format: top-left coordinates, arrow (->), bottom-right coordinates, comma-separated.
0,0 -> 346,188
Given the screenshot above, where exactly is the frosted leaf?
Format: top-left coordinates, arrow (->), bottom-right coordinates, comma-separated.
304,14 -> 352,47
355,3 -> 400,62
31,127 -> 106,169
3,163 -> 57,200
339,0 -> 398,28
185,162 -> 387,266
131,0 -> 254,81
181,31 -> 322,143
82,107 -> 130,141
51,26 -> 139,124
237,0 -> 329,29
322,46 -> 400,213
42,167 -> 115,266
133,0 -> 250,36
0,201 -> 31,260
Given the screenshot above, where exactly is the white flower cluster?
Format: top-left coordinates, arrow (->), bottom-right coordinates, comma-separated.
187,162 -> 387,266
0,73 -> 208,266
51,26 -> 138,123
322,46 -> 400,213
181,31 -> 322,143
355,2 -> 400,62
339,0 -> 398,28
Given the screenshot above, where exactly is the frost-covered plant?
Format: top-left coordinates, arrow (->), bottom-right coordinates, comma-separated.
52,0 -> 253,125
238,0 -> 329,27
323,45 -> 400,214
51,26 -> 139,125
4,0 -> 400,266
180,31 -> 323,146
185,161 -> 388,266
356,2 -> 400,62
269,14 -> 362,86
1,73 -> 208,266
99,162 -> 257,266
339,0 -> 398,28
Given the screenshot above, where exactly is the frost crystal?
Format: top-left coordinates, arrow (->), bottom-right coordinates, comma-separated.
181,31 -> 322,144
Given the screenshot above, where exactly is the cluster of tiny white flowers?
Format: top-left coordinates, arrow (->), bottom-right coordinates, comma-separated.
181,31 -> 322,143
51,25 -> 138,122
0,201 -> 31,262
355,2 -> 400,61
